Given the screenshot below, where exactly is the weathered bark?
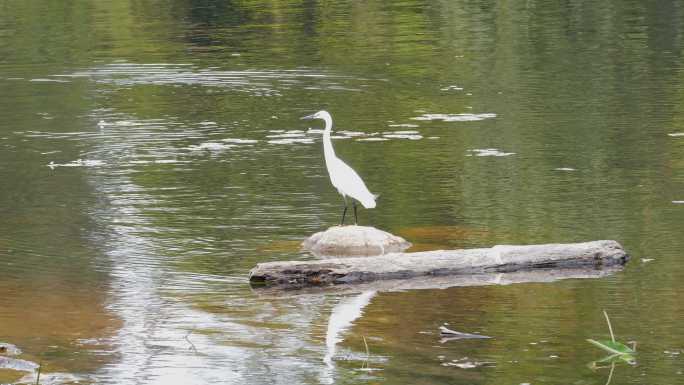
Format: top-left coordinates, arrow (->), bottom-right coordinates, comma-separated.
249,240 -> 628,288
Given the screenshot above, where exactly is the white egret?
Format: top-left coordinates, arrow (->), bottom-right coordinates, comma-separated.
301,110 -> 377,225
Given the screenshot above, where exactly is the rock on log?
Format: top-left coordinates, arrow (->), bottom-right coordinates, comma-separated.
302,225 -> 411,257
249,240 -> 628,288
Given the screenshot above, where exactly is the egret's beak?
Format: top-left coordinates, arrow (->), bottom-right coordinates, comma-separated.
300,114 -> 315,120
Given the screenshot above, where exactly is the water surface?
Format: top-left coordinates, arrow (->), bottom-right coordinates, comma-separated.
1,1 -> 684,384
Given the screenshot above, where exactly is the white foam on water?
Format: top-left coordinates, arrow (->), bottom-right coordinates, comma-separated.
467,148 -> 515,157
412,113 -> 497,122
337,130 -> 366,137
29,78 -> 70,83
66,62 -> 364,97
440,85 -> 464,91
188,142 -> 237,151
188,138 -> 257,152
554,167 -> 576,171
384,130 -> 419,135
673,200 -> 684,204
266,131 -> 306,138
668,132 -> 684,137
267,138 -> 315,144
223,138 -> 258,144
127,159 -> 188,165
387,124 -> 419,128
48,159 -> 105,169
383,134 -> 423,140
357,137 -> 389,142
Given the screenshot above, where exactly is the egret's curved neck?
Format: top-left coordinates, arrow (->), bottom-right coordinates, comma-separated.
322,114 -> 335,161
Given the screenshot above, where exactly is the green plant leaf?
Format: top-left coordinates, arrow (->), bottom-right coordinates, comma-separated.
619,354 -> 637,365
595,353 -> 637,365
587,339 -> 635,355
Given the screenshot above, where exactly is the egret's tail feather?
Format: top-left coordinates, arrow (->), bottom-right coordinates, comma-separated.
359,194 -> 377,209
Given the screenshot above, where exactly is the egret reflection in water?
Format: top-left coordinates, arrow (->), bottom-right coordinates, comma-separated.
322,291 -> 377,384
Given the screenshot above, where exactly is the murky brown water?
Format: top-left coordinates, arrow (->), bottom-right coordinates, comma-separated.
2,1 -> 684,384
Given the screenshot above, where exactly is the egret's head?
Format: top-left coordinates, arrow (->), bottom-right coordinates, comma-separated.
300,110 -> 331,121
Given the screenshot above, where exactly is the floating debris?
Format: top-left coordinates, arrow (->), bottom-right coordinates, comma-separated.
412,113 -> 497,122
641,258 -> 654,263
439,326 -> 491,340
467,148 -> 515,157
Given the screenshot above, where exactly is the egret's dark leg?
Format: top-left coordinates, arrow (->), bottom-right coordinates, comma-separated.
353,201 -> 358,225
340,196 -> 348,226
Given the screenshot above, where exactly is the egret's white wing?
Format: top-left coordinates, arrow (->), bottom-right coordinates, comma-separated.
328,158 -> 376,208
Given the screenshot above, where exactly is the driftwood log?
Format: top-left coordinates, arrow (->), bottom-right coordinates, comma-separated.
249,240 -> 628,288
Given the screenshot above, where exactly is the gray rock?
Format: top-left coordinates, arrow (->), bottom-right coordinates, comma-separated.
302,225 -> 411,257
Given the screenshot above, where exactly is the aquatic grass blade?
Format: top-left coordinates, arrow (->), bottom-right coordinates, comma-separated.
603,310 -> 615,343
586,339 -> 635,355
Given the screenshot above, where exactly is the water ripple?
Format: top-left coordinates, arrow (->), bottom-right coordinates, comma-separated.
60,62 -> 363,97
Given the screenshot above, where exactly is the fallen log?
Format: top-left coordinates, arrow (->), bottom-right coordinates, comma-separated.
249,240 -> 628,288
